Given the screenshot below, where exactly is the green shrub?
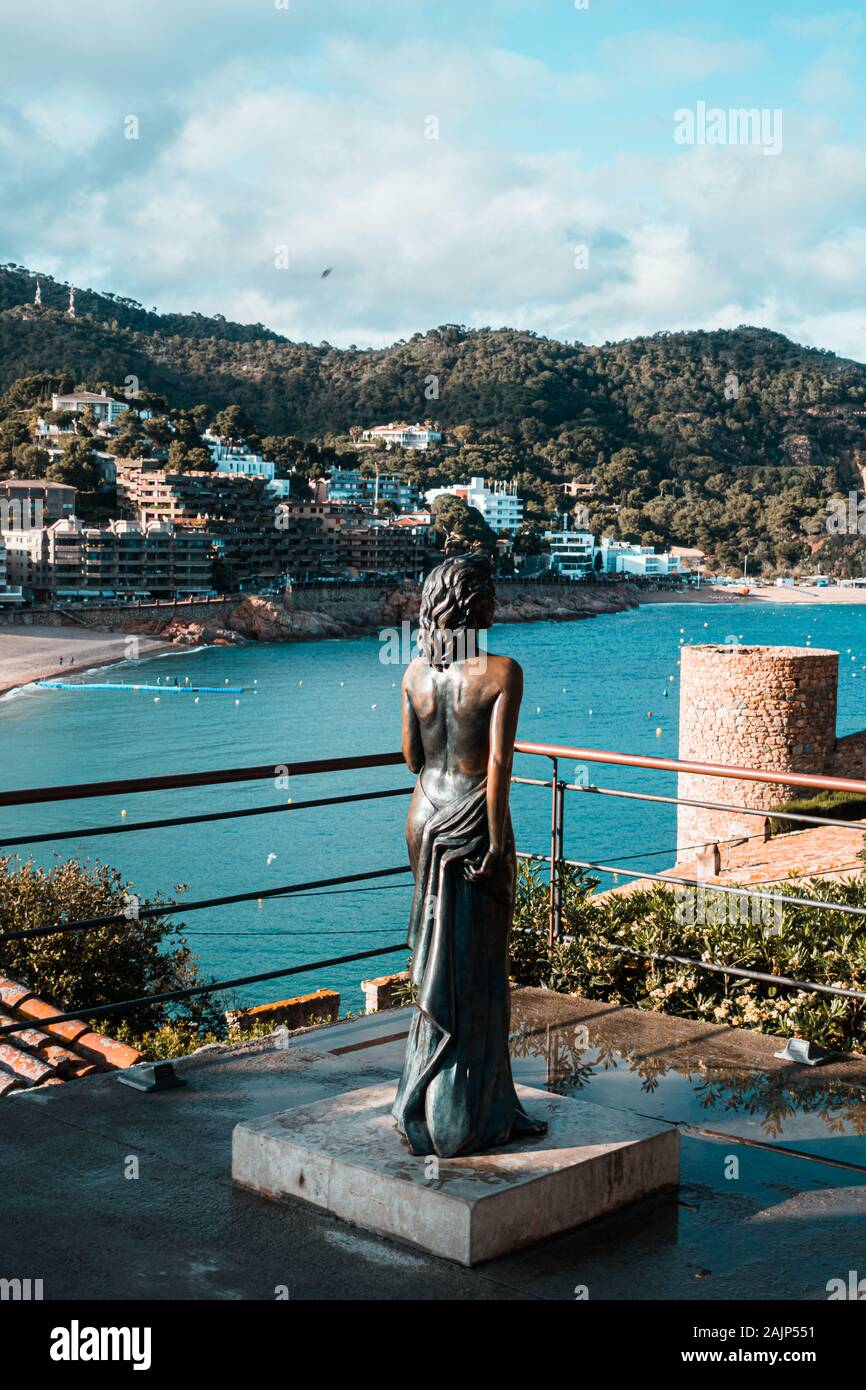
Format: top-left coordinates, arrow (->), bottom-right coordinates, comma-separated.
769,790 -> 866,836
510,861 -> 866,1053
0,855 -> 225,1052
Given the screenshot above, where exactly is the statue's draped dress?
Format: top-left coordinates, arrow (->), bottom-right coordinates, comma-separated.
392,775 -> 546,1157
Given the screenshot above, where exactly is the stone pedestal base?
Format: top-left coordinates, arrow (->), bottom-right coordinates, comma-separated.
232,1081 -> 679,1265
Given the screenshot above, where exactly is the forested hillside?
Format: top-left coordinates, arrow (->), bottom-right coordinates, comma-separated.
3,263 -> 866,573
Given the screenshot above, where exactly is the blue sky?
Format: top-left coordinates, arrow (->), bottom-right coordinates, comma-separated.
1,1 -> 864,356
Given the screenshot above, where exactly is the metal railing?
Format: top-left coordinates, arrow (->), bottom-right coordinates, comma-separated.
2,739 -> 866,1038
512,738 -> 866,1002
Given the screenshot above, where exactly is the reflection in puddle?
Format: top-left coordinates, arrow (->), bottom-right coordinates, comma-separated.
508,1002 -> 866,1149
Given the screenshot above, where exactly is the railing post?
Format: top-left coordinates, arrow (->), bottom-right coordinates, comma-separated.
548,758 -> 564,948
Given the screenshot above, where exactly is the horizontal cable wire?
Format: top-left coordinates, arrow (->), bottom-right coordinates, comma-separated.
0,749 -> 406,808
0,786 -> 412,850
583,938 -> 866,1003
517,852 -> 866,918
0,941 -> 409,1038
563,780 -> 866,835
183,882 -> 415,931
578,826 -> 778,867
0,865 -> 412,943
184,928 -> 409,937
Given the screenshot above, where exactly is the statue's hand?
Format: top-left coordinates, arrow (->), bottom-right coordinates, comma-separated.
464,848 -> 501,882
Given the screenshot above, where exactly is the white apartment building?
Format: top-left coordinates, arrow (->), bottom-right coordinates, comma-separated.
544,528 -> 684,580
426,476 -> 524,536
361,422 -> 442,450
544,527 -> 595,579
204,432 -> 276,481
616,551 -> 683,578
327,468 -> 420,512
50,390 -> 131,427
594,538 -> 682,577
4,517 -> 213,599
0,534 -> 24,605
203,434 -> 295,500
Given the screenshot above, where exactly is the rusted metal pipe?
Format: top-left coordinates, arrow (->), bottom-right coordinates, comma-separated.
515,740 -> 866,796
0,750 -> 407,808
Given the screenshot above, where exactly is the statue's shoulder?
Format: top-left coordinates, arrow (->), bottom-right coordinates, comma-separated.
486,652 -> 523,690
403,655 -> 428,688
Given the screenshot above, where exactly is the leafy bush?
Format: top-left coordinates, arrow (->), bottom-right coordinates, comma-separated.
510,861 -> 866,1053
0,855 -> 225,1053
769,790 -> 866,836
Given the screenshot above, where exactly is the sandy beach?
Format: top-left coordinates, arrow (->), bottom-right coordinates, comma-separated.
0,626 -> 176,697
639,583 -> 866,606
3,582 -> 866,697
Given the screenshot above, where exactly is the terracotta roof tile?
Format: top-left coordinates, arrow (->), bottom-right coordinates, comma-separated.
0,977 -> 143,1095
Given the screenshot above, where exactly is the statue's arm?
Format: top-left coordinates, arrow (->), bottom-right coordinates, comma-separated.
466,659 -> 523,880
402,667 -> 424,773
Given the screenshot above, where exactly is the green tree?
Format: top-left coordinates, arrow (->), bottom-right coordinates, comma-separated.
11,442 -> 50,475
430,494 -> 498,556
49,436 -> 101,490
0,856 -> 223,1047
212,404 -> 257,448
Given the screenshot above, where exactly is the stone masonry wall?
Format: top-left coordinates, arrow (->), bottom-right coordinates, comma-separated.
677,645 -> 839,860
828,729 -> 866,781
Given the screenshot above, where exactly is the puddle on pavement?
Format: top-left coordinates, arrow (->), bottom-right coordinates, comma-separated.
507,1005 -> 866,1169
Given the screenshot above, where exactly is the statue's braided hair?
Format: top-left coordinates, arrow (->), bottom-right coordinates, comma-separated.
418,550 -> 494,670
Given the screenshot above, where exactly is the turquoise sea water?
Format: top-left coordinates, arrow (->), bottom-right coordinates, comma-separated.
2,602 -> 866,1009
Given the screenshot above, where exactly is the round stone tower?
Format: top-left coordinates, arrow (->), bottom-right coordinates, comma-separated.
677,645 -> 839,860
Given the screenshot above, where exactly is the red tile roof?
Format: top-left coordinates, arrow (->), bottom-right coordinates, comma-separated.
0,978 -> 143,1097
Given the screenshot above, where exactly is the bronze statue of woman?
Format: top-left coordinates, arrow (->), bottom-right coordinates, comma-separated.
392,550 -> 548,1158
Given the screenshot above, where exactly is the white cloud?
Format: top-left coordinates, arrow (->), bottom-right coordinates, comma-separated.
0,18 -> 864,361
597,30 -> 759,83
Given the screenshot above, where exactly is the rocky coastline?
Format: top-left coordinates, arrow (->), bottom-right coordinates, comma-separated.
123,582 -> 641,648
